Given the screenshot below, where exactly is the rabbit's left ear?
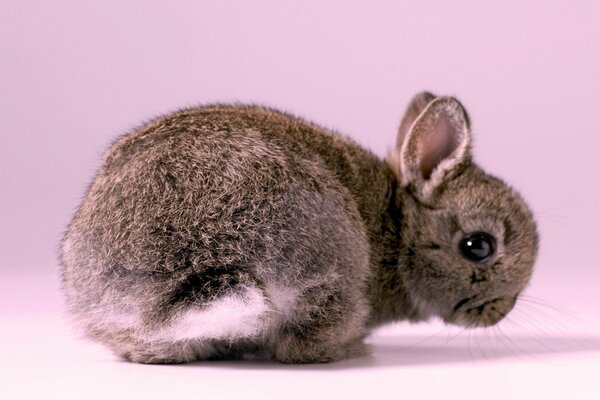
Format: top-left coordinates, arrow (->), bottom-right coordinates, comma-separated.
391,94 -> 472,199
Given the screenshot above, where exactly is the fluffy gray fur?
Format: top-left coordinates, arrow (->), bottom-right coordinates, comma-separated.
60,92 -> 538,364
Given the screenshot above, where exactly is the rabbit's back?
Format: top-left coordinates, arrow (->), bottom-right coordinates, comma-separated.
61,105 -> 376,358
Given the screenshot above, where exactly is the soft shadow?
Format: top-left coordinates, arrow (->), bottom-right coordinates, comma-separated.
360,334 -> 600,368
167,333 -> 600,371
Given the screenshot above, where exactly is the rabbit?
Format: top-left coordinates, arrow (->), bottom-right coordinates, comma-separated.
60,92 -> 538,364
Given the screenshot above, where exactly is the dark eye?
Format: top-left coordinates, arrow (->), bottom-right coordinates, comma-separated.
459,232 -> 496,262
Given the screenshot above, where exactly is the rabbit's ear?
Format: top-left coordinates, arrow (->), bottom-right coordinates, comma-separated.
393,94 -> 472,198
396,92 -> 437,150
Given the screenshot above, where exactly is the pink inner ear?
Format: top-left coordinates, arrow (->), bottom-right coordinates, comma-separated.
420,114 -> 461,179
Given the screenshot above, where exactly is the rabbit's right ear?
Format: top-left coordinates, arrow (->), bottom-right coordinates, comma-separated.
389,92 -> 472,200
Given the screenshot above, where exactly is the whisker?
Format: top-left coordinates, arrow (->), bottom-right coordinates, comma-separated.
492,323 -> 520,358
475,328 -> 489,360
513,302 -> 582,337
466,329 -> 472,361
502,314 -> 558,354
491,325 -> 504,357
512,306 -> 593,351
518,295 -> 580,318
510,305 -> 569,337
446,324 -> 469,344
402,325 -> 449,349
535,215 -> 576,229
497,323 -> 545,361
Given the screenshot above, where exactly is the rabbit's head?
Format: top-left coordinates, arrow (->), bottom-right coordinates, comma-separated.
388,93 -> 538,327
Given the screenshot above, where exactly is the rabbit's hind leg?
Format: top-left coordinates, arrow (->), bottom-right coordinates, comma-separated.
272,285 -> 369,364
118,337 -> 219,364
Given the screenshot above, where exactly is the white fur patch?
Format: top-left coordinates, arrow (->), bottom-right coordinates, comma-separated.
412,296 -> 438,320
99,307 -> 140,329
151,286 -> 271,341
264,285 -> 299,321
80,293 -> 142,331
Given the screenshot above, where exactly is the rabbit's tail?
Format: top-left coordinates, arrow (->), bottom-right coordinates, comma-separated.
150,284 -> 274,342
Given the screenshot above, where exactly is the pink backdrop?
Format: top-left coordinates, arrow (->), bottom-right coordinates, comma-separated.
2,2 -> 600,399
1,0 -> 599,313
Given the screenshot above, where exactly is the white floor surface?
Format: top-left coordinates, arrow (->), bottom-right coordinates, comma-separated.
1,271 -> 599,400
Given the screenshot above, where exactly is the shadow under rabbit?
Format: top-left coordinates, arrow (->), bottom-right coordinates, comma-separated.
140,333 -> 600,371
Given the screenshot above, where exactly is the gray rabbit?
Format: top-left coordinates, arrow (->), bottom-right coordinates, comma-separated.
60,92 -> 538,364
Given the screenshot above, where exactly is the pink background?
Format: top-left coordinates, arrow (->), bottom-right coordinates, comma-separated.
1,1 -> 599,399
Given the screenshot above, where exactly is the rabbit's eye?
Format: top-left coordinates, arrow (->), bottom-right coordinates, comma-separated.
459,232 -> 496,262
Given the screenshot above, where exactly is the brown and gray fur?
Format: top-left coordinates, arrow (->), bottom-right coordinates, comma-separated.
60,92 -> 538,364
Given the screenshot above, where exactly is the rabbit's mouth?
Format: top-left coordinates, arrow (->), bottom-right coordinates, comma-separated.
447,295 -> 518,328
